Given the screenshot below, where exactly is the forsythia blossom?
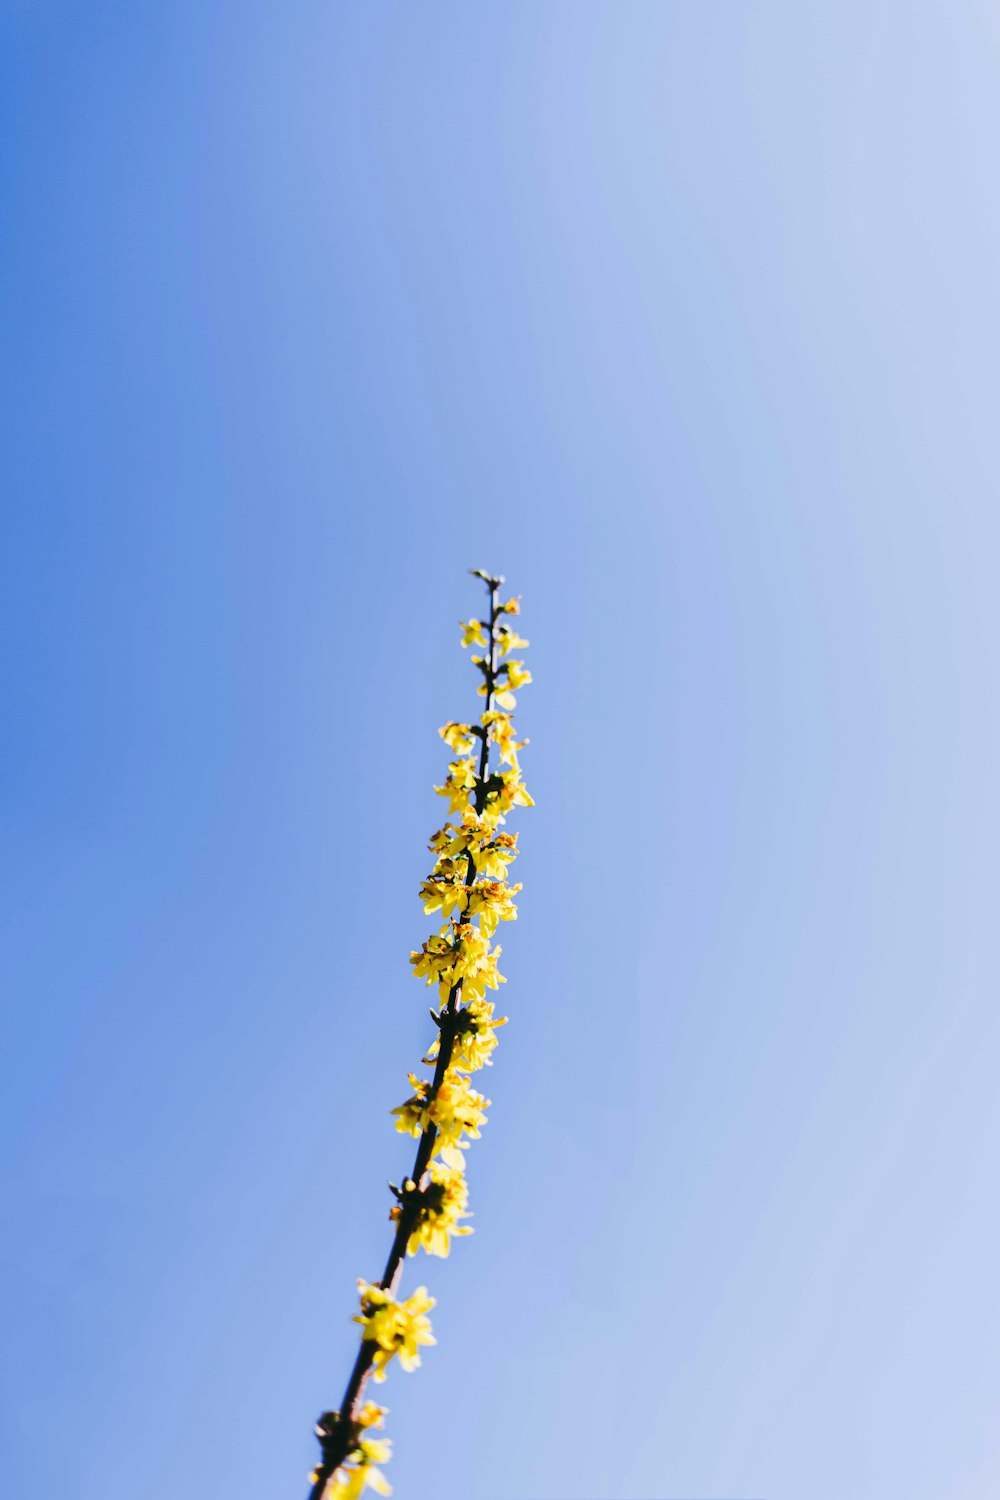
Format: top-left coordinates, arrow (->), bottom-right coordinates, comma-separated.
409,921 -> 506,1003
425,998 -> 508,1073
312,576 -> 530,1497
354,1283 -> 437,1382
391,1069 -> 490,1167
390,1161 -> 473,1258
312,1404 -> 391,1499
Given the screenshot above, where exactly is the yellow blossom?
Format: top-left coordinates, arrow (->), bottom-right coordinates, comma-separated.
427,1072 -> 490,1161
418,872 -> 467,922
473,830 -> 519,878
426,998 -> 508,1072
392,1069 -> 490,1165
354,1283 -> 436,1381
313,1406 -> 392,1500
449,920 -> 494,977
455,999 -> 508,1071
409,922 -> 505,1002
460,619 -> 487,648
481,710 -> 528,769
391,1161 -> 473,1257
390,1073 -> 430,1138
408,933 -> 454,993
481,769 -> 534,824
428,815 -> 519,878
356,1402 -> 388,1431
496,625 -> 530,657
464,878 -> 521,937
503,660 -> 532,691
324,1437 -> 393,1499
433,756 -> 478,814
491,658 -> 532,710
438,721 -> 477,755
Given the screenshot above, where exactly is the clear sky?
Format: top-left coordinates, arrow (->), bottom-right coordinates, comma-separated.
3,4 -> 1000,1498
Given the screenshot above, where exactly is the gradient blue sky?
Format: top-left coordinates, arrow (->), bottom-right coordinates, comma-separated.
4,5 -> 1000,1498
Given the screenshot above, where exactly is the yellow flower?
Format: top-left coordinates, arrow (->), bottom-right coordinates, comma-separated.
500,596 -> 521,615
391,1161 -> 473,1258
480,770 -> 534,825
428,816 -> 519,881
314,1406 -> 392,1500
325,1437 -> 393,1499
458,999 -> 508,1069
503,660 -> 532,691
325,1463 -> 387,1500
334,1440 -> 392,1497
356,1402 -> 388,1431
409,922 -> 505,1002
458,942 -> 506,1003
481,710 -> 528,770
460,619 -> 487,648
434,756 -> 478,814
418,872 -> 467,922
425,998 -> 508,1072
490,658 -> 532,710
392,1069 -> 490,1164
390,1073 -> 429,1137
464,878 -> 521,937
438,721 -> 476,755
449,921 -> 490,977
409,934 -> 453,990
474,830 -> 519,878
497,625 -> 530,657
354,1282 -> 436,1381
427,1071 -> 490,1161
483,659 -> 531,712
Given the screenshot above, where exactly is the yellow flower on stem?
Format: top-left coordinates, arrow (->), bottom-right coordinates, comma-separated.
313,1405 -> 392,1499
425,998 -> 508,1073
390,1073 -> 429,1138
325,1436 -> 393,1499
459,619 -> 487,648
491,658 -> 532,710
426,1071 -> 490,1164
391,1160 -> 473,1258
304,575 -> 531,1497
418,872 -> 468,922
434,756 -> 478,814
496,625 -> 530,657
428,816 -> 519,878
354,1282 -> 436,1381
481,769 -> 534,824
481,710 -> 529,770
409,922 -> 505,1002
464,878 -> 521,937
438,721 -> 477,755
356,1402 -> 388,1431
391,1069 -> 490,1166
503,660 -> 532,692
473,830 -> 519,878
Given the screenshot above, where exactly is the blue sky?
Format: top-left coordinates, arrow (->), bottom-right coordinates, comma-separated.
4,4 -> 1000,1498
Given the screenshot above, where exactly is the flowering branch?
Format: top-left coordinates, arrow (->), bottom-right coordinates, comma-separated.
306,571 -> 532,1500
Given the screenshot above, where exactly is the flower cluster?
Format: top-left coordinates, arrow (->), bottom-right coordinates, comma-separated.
391,1068 -> 491,1169
354,1282 -> 437,1382
311,1401 -> 392,1500
389,1161 -> 472,1258
310,574 -> 530,1498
